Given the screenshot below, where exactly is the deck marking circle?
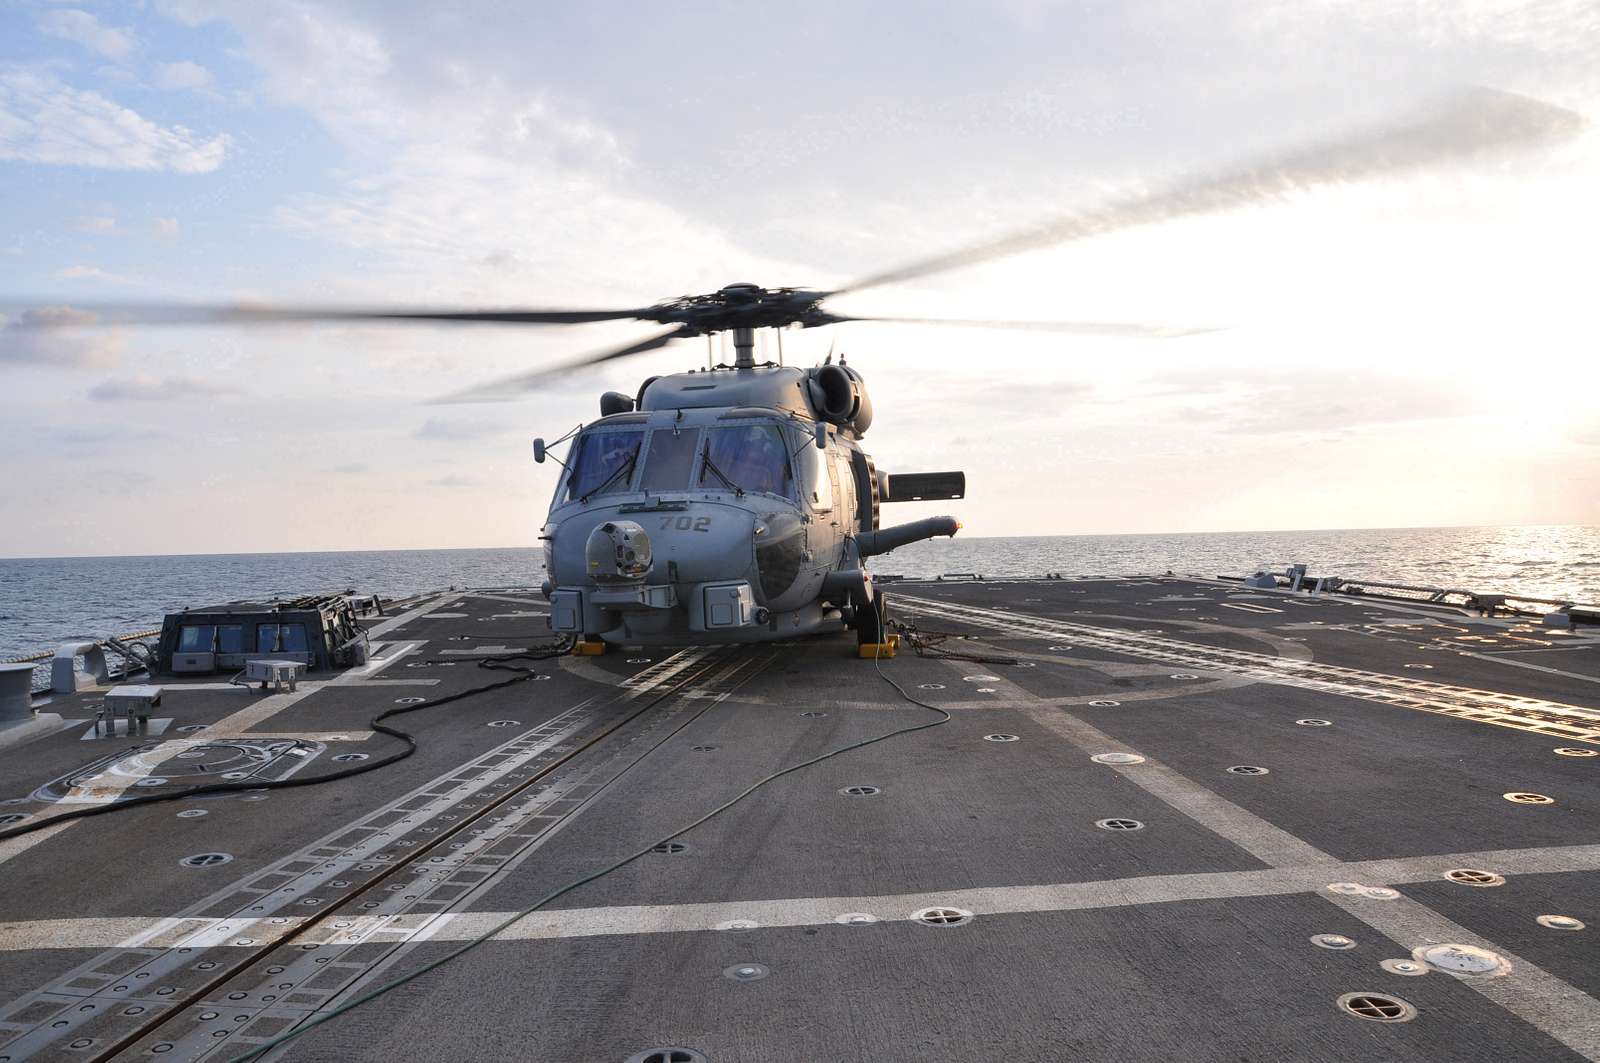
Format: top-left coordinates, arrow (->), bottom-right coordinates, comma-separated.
175,809 -> 207,819
913,906 -> 973,927
1014,661 -> 1036,668
1311,934 -> 1356,950
652,841 -> 689,854
0,813 -> 31,826
487,720 -> 521,728
1363,887 -> 1400,900
839,785 -> 882,797
332,753 -> 369,763
1296,719 -> 1333,727
1444,868 -> 1505,887
716,919 -> 758,932
983,734 -> 1020,743
1404,663 -> 1433,669
1380,959 -> 1427,976
917,683 -> 945,690
393,697 -> 426,705
1095,818 -> 1145,831
975,687 -> 997,693
627,658 -> 652,664
1170,673 -> 1199,680
690,745 -> 717,752
1048,645 -> 1074,651
1536,915 -> 1586,930
722,963 -> 769,982
963,675 -> 1001,683
1227,765 -> 1270,776
175,724 -> 207,733
1503,791 -> 1555,805
1088,699 -> 1121,707
1337,992 -> 1417,1022
625,1048 -> 707,1063
799,711 -> 828,718
1326,882 -> 1366,896
836,913 -> 878,926
136,778 -> 168,787
180,852 -> 233,868
1091,752 -> 1144,765
1413,943 -> 1509,977
1553,747 -> 1598,758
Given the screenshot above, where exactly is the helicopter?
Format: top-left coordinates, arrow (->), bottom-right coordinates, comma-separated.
5,88 -> 1577,652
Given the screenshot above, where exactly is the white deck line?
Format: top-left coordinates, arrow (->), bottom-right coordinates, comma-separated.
6,842 -> 1599,951
898,595 -> 1600,1060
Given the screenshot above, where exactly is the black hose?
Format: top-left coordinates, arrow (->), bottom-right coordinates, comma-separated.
0,641 -> 571,843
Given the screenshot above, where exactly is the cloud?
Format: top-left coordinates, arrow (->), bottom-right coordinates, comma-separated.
426,474 -> 477,488
151,217 -> 180,240
0,306 -> 123,368
77,215 -> 117,234
86,374 -> 232,402
37,9 -> 136,62
0,69 -> 230,173
332,462 -> 369,475
53,264 -> 139,285
1144,367 -> 1484,435
415,418 -> 503,441
152,60 -> 213,91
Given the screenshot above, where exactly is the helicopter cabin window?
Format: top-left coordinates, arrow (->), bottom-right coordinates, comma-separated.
565,429 -> 645,501
699,424 -> 793,498
637,428 -> 701,491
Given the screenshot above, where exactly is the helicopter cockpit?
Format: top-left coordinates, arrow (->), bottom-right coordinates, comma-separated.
557,417 -> 819,508
541,401 -> 850,645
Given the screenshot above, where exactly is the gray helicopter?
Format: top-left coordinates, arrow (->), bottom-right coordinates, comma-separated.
533,304 -> 966,650
7,89 -> 1574,650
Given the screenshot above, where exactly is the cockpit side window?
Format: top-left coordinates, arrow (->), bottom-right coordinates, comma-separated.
565,429 -> 645,501
798,438 -> 832,511
700,424 -> 793,499
637,428 -> 701,492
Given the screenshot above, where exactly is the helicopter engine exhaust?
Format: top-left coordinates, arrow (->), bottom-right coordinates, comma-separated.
809,364 -> 874,437
855,516 -> 961,558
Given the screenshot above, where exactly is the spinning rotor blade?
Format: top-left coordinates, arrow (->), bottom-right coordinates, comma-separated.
832,87 -> 1582,296
430,326 -> 693,403
826,315 -> 1219,339
0,301 -> 654,328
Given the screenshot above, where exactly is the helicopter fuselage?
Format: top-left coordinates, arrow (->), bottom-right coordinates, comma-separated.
537,362 -> 960,645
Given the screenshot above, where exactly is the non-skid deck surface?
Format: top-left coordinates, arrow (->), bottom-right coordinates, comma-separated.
1,577 -> 1597,1062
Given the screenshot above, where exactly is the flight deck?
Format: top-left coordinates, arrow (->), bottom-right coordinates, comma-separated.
1,576 -> 1597,1062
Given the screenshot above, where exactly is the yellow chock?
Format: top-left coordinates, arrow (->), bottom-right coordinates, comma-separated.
572,638 -> 609,656
858,634 -> 900,659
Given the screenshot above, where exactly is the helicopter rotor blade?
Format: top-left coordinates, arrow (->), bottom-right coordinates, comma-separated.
830,87 -> 1582,297
429,326 -> 693,404
825,315 -> 1220,339
0,301 -> 656,328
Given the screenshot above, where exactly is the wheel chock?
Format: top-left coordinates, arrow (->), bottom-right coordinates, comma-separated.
572,638 -> 609,656
858,634 -> 900,659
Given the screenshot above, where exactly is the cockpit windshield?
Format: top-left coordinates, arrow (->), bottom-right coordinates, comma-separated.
699,424 -> 794,498
565,429 -> 644,501
636,428 -> 701,492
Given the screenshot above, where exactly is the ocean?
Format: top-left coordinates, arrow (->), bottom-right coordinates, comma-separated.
2,524 -> 1596,662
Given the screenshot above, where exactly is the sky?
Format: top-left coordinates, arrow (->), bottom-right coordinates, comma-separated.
1,0 -> 1597,558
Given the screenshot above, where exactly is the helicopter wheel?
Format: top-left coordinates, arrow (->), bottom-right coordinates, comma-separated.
854,587 -> 890,647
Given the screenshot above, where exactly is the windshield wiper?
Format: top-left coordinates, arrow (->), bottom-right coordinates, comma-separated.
701,444 -> 745,497
580,444 -> 640,503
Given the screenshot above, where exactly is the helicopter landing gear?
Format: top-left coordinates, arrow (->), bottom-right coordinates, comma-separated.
855,588 -> 899,659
